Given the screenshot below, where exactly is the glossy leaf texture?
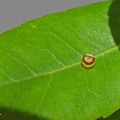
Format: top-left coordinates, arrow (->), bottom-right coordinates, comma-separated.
0,1 -> 120,120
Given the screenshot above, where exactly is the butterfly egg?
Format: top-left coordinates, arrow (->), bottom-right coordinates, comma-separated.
81,54 -> 95,68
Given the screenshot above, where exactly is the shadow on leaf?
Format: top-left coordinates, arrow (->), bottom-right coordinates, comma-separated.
97,109 -> 120,120
108,0 -> 120,50
0,107 -> 50,120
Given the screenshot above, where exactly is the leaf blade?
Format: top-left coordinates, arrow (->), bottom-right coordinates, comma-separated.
0,1 -> 120,120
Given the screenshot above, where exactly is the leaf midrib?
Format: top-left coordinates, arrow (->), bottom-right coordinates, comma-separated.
0,45 -> 119,87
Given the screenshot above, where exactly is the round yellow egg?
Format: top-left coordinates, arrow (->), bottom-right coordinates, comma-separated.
81,54 -> 95,68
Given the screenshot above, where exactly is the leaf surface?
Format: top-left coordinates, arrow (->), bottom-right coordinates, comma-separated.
0,1 -> 120,120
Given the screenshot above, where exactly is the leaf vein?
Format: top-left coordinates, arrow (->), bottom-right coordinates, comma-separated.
0,49 -> 37,76
0,68 -> 14,81
46,49 -> 64,66
0,45 -> 119,87
50,32 -> 82,57
37,74 -> 53,112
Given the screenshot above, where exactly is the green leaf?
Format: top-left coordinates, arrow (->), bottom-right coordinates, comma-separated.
98,109 -> 120,120
0,1 -> 120,120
